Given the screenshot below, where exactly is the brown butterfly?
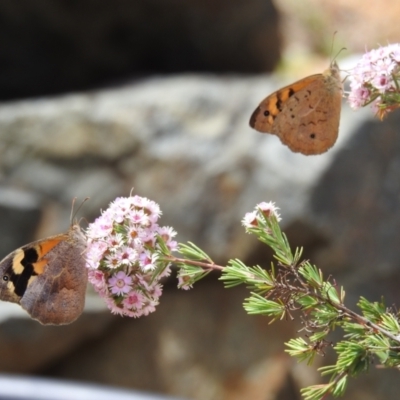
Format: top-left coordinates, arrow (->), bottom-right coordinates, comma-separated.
249,61 -> 343,155
0,222 -> 87,325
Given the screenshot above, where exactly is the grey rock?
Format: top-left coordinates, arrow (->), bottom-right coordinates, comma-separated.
310,111 -> 400,303
0,187 -> 41,257
0,293 -> 111,373
0,69 -> 397,399
43,284 -> 299,400
0,75 -> 363,263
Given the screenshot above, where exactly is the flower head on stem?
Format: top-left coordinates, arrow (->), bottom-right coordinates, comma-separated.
347,43 -> 400,119
85,193 -> 177,317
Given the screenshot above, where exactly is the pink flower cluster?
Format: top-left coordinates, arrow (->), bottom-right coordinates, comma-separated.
348,44 -> 400,115
86,194 -> 177,317
242,201 -> 282,228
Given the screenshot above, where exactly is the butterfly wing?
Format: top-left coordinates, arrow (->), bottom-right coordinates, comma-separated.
0,225 -> 87,325
249,63 -> 342,155
249,75 -> 321,133
274,73 -> 342,155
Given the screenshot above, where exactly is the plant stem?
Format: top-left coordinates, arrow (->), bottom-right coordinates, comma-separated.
165,256 -> 224,271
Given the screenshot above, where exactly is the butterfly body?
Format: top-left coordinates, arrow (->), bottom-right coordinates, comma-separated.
250,62 -> 342,155
0,223 -> 87,325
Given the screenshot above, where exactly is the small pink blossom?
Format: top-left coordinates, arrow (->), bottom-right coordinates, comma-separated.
86,241 -> 108,269
107,233 -> 124,249
372,74 -> 391,92
114,246 -> 138,265
158,266 -> 172,279
258,201 -> 281,221
109,196 -> 131,217
137,229 -> 157,247
347,86 -> 371,109
139,250 -> 158,272
136,274 -> 152,291
109,271 -> 133,295
242,211 -> 258,228
178,275 -> 193,290
123,290 -> 144,309
150,284 -> 163,298
88,270 -> 106,291
105,298 -> 127,316
131,195 -> 145,208
141,197 -> 161,222
141,303 -> 157,316
105,252 -> 121,269
129,209 -> 149,226
158,226 -> 178,251
86,214 -> 113,238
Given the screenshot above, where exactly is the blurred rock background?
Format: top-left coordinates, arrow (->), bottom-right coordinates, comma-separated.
0,1 -> 400,399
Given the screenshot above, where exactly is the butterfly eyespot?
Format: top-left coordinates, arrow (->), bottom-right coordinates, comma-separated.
2,275 -> 9,282
310,134 -> 316,139
263,110 -> 270,116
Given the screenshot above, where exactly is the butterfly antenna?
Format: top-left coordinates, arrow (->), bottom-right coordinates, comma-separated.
333,47 -> 347,63
70,197 -> 90,224
329,31 -> 338,63
329,32 -> 347,65
78,216 -> 89,228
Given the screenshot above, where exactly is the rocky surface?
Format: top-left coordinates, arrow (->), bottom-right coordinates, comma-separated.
0,65 -> 399,399
1,1 -> 399,399
0,295 -> 111,373
311,111 -> 400,304
44,283 -> 300,400
0,73 -> 362,260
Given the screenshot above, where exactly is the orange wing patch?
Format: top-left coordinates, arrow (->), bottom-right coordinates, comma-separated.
250,75 -> 321,132
33,237 -> 65,274
37,236 -> 65,256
